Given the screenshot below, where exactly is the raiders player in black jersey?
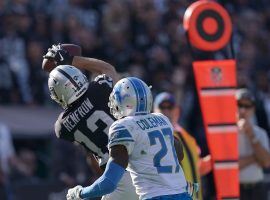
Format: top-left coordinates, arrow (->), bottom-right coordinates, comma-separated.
43,44 -> 138,200
53,72 -> 115,167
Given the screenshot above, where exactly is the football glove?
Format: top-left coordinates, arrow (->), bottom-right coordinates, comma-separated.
186,182 -> 199,199
66,185 -> 83,200
43,44 -> 74,66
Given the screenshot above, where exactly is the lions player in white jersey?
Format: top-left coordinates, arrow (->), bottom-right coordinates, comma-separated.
67,77 -> 191,200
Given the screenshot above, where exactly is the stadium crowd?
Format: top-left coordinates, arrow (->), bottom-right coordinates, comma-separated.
0,0 -> 270,199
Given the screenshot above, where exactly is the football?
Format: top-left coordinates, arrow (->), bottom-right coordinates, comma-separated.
42,44 -> 82,72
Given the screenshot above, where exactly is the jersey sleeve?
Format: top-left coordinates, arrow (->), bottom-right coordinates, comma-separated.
108,121 -> 135,155
54,114 -> 74,142
93,74 -> 113,89
89,74 -> 114,109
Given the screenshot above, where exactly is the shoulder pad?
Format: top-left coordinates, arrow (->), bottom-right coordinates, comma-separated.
94,74 -> 113,88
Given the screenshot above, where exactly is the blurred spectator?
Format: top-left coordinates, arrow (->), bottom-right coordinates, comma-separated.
127,63 -> 146,80
153,92 -> 212,200
0,123 -> 16,200
0,123 -> 46,200
102,0 -> 130,36
103,30 -> 132,72
0,1 -> 269,128
0,57 -> 16,104
26,40 -> 49,105
253,70 -> 270,136
0,123 -> 39,200
10,148 -> 39,183
0,24 -> 32,104
236,88 -> 270,200
49,140 -> 94,200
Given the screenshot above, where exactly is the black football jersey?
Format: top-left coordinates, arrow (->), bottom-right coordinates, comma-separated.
54,75 -> 115,167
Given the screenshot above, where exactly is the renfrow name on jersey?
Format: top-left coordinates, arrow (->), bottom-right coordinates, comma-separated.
63,98 -> 93,131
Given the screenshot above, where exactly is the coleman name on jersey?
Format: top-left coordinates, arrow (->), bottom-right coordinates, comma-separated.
136,115 -> 168,130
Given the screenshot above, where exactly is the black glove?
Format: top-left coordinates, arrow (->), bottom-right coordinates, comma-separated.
43,44 -> 74,65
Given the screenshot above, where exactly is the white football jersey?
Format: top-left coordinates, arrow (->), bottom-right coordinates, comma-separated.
108,113 -> 187,199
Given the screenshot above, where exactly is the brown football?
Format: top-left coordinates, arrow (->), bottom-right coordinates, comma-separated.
42,44 -> 82,72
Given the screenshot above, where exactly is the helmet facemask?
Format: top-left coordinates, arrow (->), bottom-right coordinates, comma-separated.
108,92 -> 124,119
49,85 -> 68,108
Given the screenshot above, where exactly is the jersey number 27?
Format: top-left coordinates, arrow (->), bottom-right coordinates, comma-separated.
148,128 -> 180,174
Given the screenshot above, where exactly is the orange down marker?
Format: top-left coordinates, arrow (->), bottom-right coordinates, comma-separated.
184,1 -> 239,199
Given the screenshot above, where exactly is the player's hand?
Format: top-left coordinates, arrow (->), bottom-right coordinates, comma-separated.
186,182 -> 199,199
66,185 -> 83,200
43,44 -> 74,66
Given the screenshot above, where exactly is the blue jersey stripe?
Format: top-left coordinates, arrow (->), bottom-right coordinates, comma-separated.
110,129 -> 132,141
111,125 -> 125,131
109,139 -> 135,146
110,123 -> 124,130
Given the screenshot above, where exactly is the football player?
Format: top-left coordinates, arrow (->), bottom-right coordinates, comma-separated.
43,44 -> 138,200
67,77 -> 191,200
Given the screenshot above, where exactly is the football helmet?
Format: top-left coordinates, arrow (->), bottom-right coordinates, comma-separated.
108,77 -> 152,119
48,65 -> 89,108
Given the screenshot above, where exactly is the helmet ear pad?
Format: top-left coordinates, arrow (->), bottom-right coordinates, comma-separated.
109,77 -> 152,119
48,65 -> 89,108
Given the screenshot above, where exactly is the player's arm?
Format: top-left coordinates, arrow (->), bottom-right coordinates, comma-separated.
71,56 -> 119,84
86,153 -> 104,177
66,121 -> 132,200
174,137 -> 184,162
79,146 -> 127,198
66,147 -> 127,200
43,44 -> 119,84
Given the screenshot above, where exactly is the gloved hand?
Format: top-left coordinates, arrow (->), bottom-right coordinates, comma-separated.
186,182 -> 199,199
43,44 -> 74,65
66,185 -> 83,200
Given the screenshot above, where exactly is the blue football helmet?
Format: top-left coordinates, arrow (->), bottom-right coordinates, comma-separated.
108,77 -> 153,119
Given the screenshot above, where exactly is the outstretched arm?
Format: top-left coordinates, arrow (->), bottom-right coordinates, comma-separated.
43,44 -> 119,84
86,153 -> 104,178
174,137 -> 184,162
71,56 -> 119,84
66,145 -> 128,200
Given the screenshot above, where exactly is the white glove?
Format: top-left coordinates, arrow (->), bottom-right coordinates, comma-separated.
66,185 -> 83,200
186,182 -> 199,199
